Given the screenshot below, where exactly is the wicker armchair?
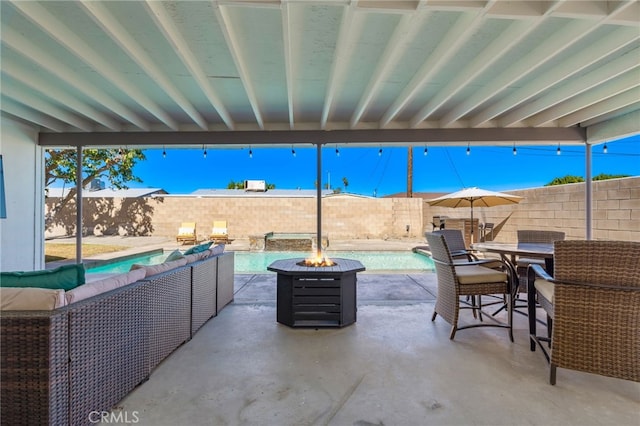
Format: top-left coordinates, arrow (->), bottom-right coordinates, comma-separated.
527,240 -> 640,385
432,229 -> 478,262
426,232 -> 513,341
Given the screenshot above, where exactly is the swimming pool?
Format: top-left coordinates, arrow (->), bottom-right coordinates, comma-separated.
86,250 -> 434,274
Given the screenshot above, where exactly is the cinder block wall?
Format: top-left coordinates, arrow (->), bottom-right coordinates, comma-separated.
46,177 -> 639,242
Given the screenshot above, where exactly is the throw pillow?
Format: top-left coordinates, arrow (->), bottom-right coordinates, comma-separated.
0,263 -> 86,291
210,244 -> 225,256
184,241 -> 213,255
164,249 -> 185,262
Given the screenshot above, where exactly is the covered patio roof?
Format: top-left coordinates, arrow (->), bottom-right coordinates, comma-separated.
1,0 -> 639,147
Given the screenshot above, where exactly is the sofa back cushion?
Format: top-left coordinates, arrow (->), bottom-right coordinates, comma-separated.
130,258 -> 188,278
65,268 -> 146,304
0,263 -> 85,290
0,287 -> 67,310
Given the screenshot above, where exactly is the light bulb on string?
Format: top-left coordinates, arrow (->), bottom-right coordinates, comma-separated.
291,146 -> 296,157
378,148 -> 383,156
203,145 -> 207,159
162,146 -> 166,158
513,143 -> 517,156
557,144 -> 561,155
335,145 -> 340,157
603,143 -> 608,154
466,143 -> 470,156
423,146 -> 428,156
249,147 -> 253,158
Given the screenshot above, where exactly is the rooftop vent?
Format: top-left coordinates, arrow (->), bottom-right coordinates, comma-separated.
244,180 -> 266,192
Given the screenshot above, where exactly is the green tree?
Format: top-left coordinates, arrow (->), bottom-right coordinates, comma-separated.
342,177 -> 349,191
545,173 -> 631,186
46,148 -> 145,215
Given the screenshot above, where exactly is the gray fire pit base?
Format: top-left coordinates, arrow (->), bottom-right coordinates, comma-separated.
267,258 -> 366,328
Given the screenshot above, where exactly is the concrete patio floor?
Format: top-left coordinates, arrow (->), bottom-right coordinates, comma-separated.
111,271 -> 639,426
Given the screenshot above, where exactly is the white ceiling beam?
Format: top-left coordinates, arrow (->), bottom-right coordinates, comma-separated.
439,19 -> 597,127
9,0 -> 180,130
2,84 -> 93,131
215,4 -> 265,129
500,48 -> 640,127
580,103 -> 640,129
350,12 -> 425,128
585,110 -> 640,143
1,60 -> 121,131
281,2 -> 295,128
470,26 -> 640,127
1,98 -> 67,132
143,1 -> 234,130
558,88 -> 640,127
1,27 -> 147,130
606,1 -> 640,26
379,10 -> 483,128
530,80 -> 640,127
409,18 -> 539,128
321,4 -> 359,129
79,1 -> 208,130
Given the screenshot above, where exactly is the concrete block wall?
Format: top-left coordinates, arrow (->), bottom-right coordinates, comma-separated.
46,177 -> 639,243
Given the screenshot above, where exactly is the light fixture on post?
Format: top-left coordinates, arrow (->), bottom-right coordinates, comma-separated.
512,142 -> 517,156
466,143 -> 470,156
557,143 -> 561,155
603,143 -> 608,154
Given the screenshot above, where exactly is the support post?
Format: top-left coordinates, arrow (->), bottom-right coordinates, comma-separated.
317,143 -> 322,258
585,144 -> 592,240
76,146 -> 83,263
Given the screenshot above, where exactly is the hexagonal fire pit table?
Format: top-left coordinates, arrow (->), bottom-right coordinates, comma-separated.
267,258 -> 365,328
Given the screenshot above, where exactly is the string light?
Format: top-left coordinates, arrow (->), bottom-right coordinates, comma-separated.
203,145 -> 207,159
162,146 -> 166,158
378,148 -> 383,156
513,142 -> 517,156
603,143 -> 608,154
423,146 -> 428,156
249,146 -> 253,158
291,146 -> 296,157
335,145 -> 340,157
557,143 -> 561,155
466,143 -> 470,156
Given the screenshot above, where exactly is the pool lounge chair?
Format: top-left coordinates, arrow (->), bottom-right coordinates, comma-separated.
210,221 -> 231,244
176,222 -> 197,245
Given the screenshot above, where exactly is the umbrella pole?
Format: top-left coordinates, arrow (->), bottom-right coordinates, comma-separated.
470,199 -> 474,245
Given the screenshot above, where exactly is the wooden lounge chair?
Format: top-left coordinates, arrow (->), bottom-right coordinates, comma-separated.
176,222 -> 197,245
527,240 -> 640,385
210,221 -> 230,244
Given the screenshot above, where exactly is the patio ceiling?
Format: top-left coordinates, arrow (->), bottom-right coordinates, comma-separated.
1,0 -> 639,148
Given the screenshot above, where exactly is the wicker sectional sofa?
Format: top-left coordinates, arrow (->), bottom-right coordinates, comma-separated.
1,251 -> 234,426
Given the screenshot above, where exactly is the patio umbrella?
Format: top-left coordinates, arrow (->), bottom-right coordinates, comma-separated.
427,187 -> 523,243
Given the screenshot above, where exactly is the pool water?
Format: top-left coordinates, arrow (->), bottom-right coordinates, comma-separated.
235,251 -> 433,273
86,250 -> 434,274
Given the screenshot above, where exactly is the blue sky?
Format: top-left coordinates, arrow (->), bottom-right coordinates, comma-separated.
130,134 -> 640,197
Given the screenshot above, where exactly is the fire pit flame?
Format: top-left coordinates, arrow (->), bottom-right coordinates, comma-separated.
297,255 -> 336,267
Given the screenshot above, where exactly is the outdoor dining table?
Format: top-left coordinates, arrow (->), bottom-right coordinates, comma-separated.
470,242 -> 555,321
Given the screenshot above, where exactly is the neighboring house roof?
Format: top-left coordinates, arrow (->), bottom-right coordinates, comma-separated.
185,189 -> 334,198
46,187 -> 167,198
384,191 -> 447,199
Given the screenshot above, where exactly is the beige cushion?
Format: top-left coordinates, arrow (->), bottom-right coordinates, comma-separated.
534,279 -> 554,303
177,227 -> 194,236
184,251 -> 209,264
209,244 -> 225,256
131,258 -> 188,278
66,268 -> 146,304
211,227 -> 227,235
1,287 -> 66,310
455,265 -> 508,285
